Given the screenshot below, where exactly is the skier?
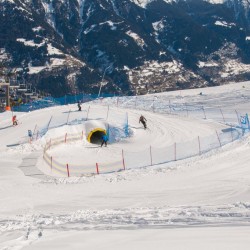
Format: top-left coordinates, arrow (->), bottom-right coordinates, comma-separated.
139,115 -> 147,129
77,101 -> 82,111
12,115 -> 18,126
101,134 -> 108,147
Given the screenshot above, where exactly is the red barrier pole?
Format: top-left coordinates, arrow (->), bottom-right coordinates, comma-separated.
202,106 -> 207,119
65,133 -> 67,143
150,146 -> 153,165
220,108 -> 225,123
50,156 -> 52,172
198,136 -> 201,155
174,142 -> 177,161
96,163 -> 99,175
216,130 -> 222,147
122,149 -> 126,170
66,163 -> 70,177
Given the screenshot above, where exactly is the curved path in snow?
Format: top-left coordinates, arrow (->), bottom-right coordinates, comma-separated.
0,103 -> 229,177
30,104 -> 228,176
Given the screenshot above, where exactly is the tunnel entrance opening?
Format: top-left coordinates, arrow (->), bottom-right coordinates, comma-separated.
89,130 -> 106,144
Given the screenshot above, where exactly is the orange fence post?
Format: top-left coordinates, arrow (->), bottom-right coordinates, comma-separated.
96,163 -> 99,175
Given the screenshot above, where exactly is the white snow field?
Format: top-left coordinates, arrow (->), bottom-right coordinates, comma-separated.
1,82 -> 250,249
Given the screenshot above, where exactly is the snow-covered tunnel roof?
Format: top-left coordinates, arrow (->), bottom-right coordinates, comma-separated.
84,120 -> 107,142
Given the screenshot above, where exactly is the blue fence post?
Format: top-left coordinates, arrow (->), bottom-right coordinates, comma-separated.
124,112 -> 129,137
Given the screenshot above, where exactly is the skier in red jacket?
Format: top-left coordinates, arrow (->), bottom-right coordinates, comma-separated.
12,115 -> 18,126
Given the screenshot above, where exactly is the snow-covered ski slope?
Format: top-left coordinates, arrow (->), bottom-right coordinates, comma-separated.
1,82 -> 250,249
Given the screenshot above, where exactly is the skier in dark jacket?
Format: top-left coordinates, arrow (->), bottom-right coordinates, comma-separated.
139,115 -> 147,129
101,134 -> 108,147
77,101 -> 82,111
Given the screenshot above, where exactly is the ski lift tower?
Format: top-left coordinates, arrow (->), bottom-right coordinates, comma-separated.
0,80 -> 11,111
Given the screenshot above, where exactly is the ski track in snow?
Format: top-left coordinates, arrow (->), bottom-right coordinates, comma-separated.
1,203 -> 250,233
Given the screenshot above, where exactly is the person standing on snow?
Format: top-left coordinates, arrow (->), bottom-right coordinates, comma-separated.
101,134 -> 108,147
139,115 -> 147,129
77,101 -> 82,111
12,115 -> 18,126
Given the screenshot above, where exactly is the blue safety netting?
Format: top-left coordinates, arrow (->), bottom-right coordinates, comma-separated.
12,93 -> 115,112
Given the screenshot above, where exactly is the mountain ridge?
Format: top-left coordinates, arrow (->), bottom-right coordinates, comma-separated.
1,0 -> 250,96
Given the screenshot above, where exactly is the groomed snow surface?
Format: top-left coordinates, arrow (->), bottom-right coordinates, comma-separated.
1,82 -> 250,249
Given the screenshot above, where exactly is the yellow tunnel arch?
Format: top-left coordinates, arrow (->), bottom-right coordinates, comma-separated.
87,128 -> 106,142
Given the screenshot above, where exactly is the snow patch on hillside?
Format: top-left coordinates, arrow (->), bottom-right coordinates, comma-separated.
99,20 -> 123,30
47,44 -> 63,55
126,30 -> 146,48
206,0 -> 225,4
0,48 -> 9,61
221,59 -> 250,78
198,61 -> 219,68
128,60 -> 202,93
215,20 -> 236,28
131,0 -> 176,8
28,66 -> 47,74
16,38 -> 44,47
77,0 -> 86,25
41,0 -> 63,37
32,26 -> 43,32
